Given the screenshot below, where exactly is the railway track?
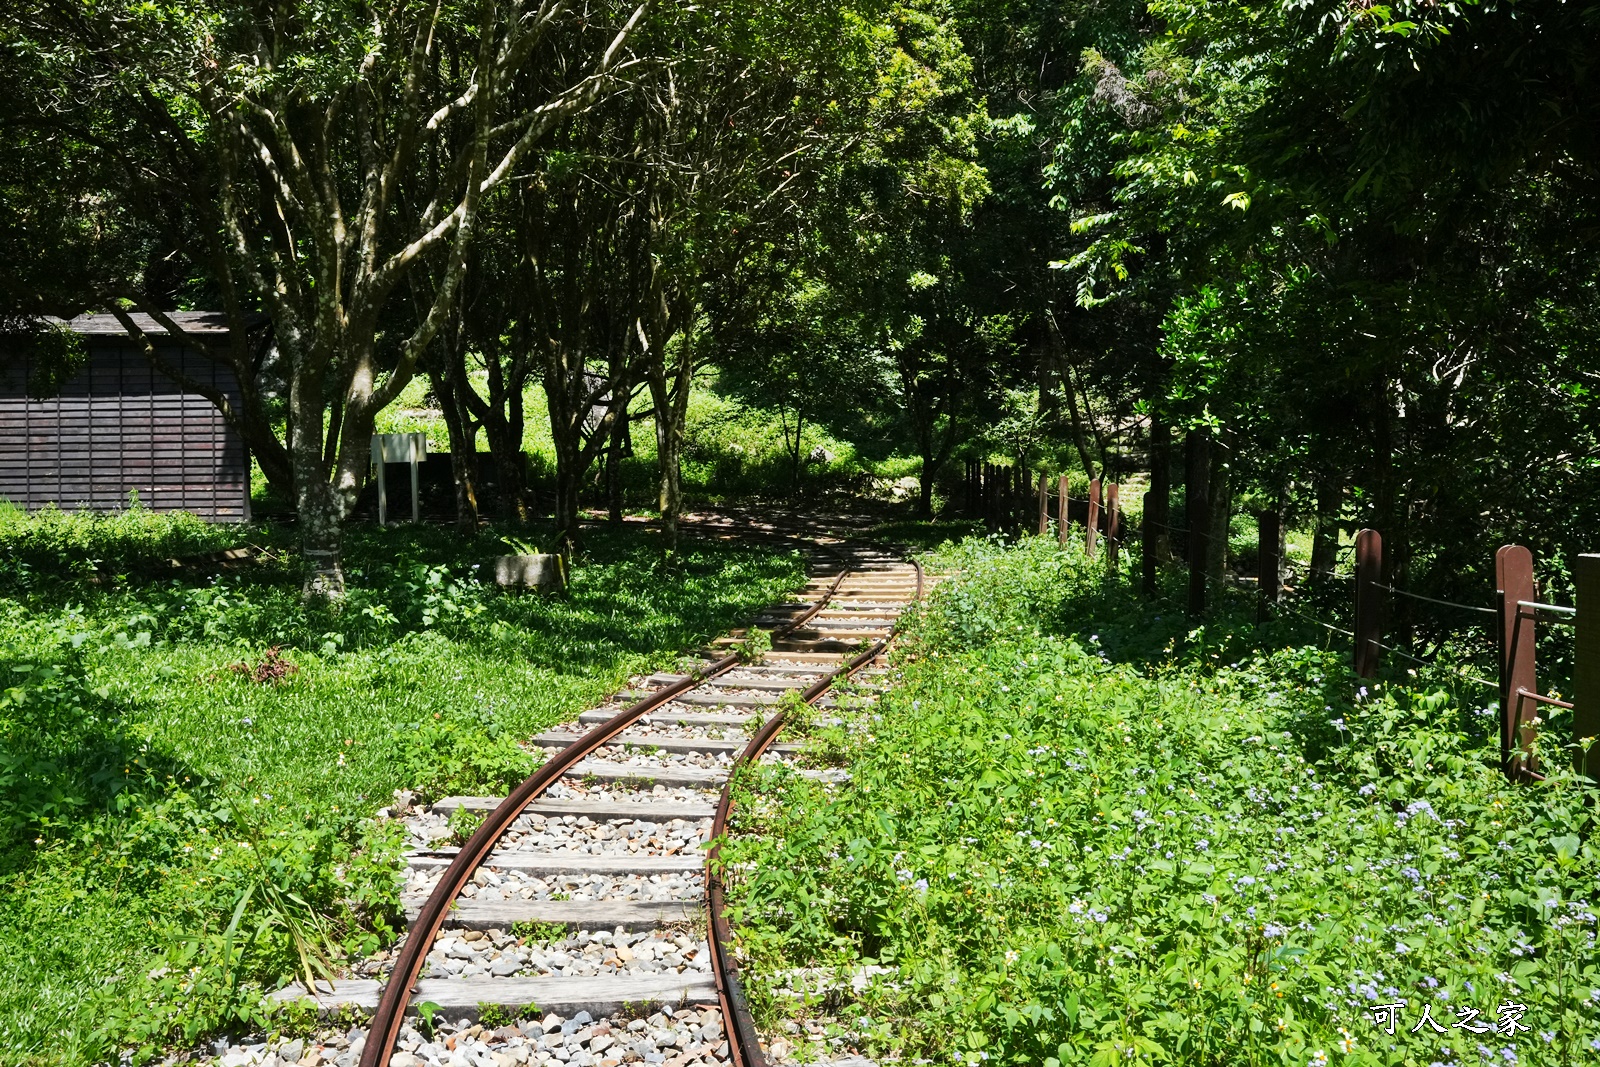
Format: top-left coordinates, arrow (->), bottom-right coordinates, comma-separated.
269,525 -> 925,1067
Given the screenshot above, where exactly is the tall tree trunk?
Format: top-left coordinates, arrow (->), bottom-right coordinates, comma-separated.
540,344 -> 595,549
1142,418 -> 1171,597
428,359 -> 480,536
480,413 -> 531,523
1310,470 -> 1342,576
1374,374 -> 1409,648
650,383 -> 683,546
1146,417 -> 1172,564
1045,311 -> 1096,480
1206,432 -> 1233,591
606,407 -> 629,524
286,341 -> 349,598
648,332 -> 694,549
299,483 -> 346,600
790,409 -> 805,491
551,431 -> 582,549
918,456 -> 937,519
461,338 -> 535,524
1184,427 -> 1210,615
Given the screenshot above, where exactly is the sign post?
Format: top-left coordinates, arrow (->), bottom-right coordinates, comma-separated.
372,432 -> 428,525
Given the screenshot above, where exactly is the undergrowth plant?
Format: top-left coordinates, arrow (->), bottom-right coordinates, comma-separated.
0,508 -> 805,1065
723,534 -> 1600,1067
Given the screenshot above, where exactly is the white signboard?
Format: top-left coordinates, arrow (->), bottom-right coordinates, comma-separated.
371,432 -> 428,524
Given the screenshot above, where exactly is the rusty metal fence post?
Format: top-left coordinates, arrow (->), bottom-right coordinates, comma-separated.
1057,475 -> 1069,546
1087,478 -> 1101,558
1106,483 -> 1120,573
1576,555 -> 1600,780
1496,545 -> 1538,780
1037,473 -> 1048,536
1353,529 -> 1383,678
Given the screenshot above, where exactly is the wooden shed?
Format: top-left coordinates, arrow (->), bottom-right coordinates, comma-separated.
0,312 -> 251,521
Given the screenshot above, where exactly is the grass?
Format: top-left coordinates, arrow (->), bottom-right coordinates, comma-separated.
723,532 -> 1600,1067
0,507 -> 805,1065
867,517 -> 986,551
370,370 -> 910,510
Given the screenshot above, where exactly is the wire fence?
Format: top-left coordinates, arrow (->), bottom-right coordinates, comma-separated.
1277,600 -> 1355,639
1519,599 -> 1577,623
1280,577 -> 1500,692
1377,583 -> 1498,616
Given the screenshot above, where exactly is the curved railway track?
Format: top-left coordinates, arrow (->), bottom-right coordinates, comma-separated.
275,522 -> 925,1067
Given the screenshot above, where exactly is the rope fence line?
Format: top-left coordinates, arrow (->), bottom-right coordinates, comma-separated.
1519,599 -> 1577,625
1277,599 -> 1355,639
1280,579 -> 1501,691
1517,688 -> 1574,712
1375,583 -> 1499,616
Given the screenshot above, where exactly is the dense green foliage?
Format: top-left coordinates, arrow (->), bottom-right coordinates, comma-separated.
726,535 -> 1600,1065
3,0 -> 1598,599
7,0 -> 1599,1062
0,509 -> 803,1065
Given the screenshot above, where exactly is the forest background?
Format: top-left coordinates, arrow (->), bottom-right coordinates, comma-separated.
5,0 -> 1596,605
5,1 -> 1600,1063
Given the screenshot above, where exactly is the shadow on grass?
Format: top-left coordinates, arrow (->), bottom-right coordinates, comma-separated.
0,685 -> 200,880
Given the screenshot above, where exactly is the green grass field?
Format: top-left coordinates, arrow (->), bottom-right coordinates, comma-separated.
0,507 -> 804,1065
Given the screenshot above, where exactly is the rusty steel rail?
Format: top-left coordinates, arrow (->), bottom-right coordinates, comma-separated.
706,558 -> 924,1067
358,550 -> 854,1067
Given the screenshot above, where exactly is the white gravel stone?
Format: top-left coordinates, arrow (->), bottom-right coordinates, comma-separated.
405,865 -> 705,904
415,926 -> 712,981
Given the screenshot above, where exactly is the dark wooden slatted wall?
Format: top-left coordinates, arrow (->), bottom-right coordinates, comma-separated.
0,343 -> 249,521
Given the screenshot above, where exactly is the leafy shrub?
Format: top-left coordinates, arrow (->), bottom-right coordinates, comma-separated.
377,705 -> 540,807
86,784 -> 404,1062
228,647 -> 299,685
0,503 -> 238,582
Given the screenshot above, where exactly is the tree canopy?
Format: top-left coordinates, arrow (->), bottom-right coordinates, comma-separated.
4,0 -> 1598,594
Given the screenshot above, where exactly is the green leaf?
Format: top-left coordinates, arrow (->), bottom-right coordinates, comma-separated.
1551,834 -> 1582,866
